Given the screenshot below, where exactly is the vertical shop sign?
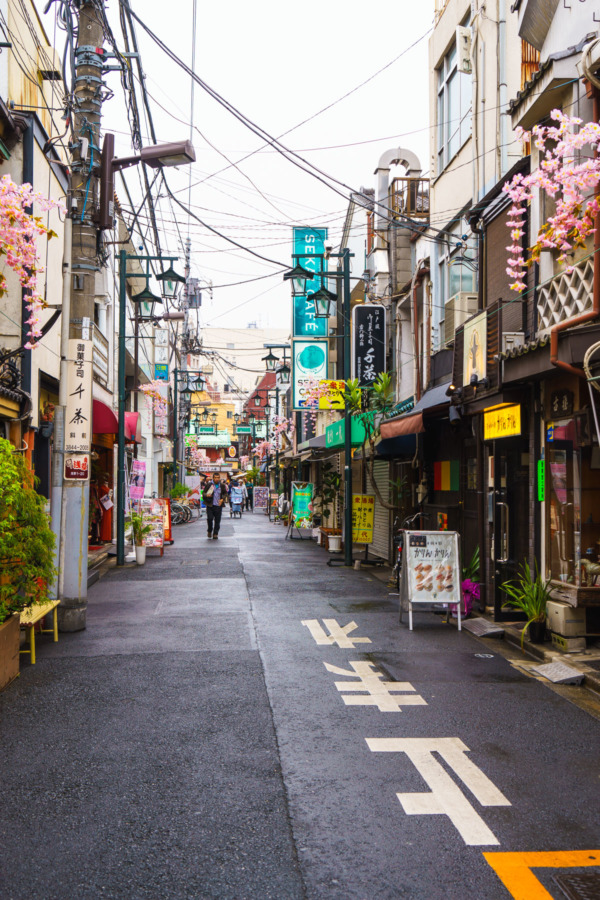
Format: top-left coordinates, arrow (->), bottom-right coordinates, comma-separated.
292,227 -> 327,338
352,304 -> 386,385
352,494 -> 375,543
292,339 -> 329,410
291,482 -> 314,527
65,339 -> 93,453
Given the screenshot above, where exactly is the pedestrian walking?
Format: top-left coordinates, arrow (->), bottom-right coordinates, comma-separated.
246,481 -> 254,511
230,480 -> 244,517
202,472 -> 225,539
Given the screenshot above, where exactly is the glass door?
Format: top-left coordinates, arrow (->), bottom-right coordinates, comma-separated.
492,438 -> 531,620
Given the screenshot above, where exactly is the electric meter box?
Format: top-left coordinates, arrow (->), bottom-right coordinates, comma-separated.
546,600 -> 586,637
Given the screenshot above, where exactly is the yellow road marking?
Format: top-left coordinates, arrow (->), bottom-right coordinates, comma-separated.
483,850 -> 600,899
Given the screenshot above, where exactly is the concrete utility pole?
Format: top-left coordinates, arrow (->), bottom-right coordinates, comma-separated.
56,1 -> 106,631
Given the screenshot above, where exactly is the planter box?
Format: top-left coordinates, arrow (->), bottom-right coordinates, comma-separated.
0,615 -> 20,691
319,528 -> 341,552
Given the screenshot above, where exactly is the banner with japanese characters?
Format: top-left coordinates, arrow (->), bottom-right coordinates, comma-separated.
351,494 -> 375,543
65,339 -> 93,453
404,530 -> 461,607
352,304 -> 386,386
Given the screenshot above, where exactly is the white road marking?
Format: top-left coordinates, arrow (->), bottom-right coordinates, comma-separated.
324,661 -> 427,712
302,619 -> 371,648
366,737 -> 511,846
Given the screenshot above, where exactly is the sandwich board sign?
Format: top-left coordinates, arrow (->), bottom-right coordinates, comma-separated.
400,530 -> 462,631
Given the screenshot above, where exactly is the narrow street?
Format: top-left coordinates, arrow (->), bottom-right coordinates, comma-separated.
2,514 -> 600,900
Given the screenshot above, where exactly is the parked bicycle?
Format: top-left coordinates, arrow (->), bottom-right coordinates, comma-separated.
391,510 -> 430,592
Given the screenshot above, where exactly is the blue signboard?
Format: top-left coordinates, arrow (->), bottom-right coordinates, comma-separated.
154,364 -> 168,381
292,226 -> 328,338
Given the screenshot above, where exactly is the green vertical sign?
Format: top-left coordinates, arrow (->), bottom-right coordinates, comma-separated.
292,227 -> 327,338
537,459 -> 545,502
291,481 -> 314,527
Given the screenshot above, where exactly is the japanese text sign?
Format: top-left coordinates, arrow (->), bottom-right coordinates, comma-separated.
318,380 -> 345,410
291,482 -> 314,527
352,304 -> 386,385
352,494 -> 374,543
483,404 -> 521,440
404,531 -> 461,607
65,339 -> 93,453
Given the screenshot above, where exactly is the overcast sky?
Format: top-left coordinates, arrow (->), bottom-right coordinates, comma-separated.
35,1 -> 433,331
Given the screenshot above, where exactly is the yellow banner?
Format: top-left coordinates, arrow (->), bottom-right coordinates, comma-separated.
483,404 -> 521,440
352,494 -> 375,543
318,380 -> 345,410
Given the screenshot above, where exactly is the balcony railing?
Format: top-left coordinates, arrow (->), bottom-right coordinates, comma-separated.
537,258 -> 594,332
390,177 -> 430,220
92,325 -> 109,388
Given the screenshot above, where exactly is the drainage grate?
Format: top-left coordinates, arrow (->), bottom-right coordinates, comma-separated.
554,872 -> 600,900
180,559 -> 209,566
462,617 -> 505,638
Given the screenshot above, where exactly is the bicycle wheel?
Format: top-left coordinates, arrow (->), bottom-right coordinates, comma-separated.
170,503 -> 184,524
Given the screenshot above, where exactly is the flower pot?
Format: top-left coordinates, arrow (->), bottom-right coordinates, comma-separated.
527,620 -> 546,643
135,545 -> 147,565
328,534 -> 342,553
0,615 -> 20,691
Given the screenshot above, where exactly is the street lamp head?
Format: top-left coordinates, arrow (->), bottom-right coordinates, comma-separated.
283,263 -> 314,297
310,286 -> 337,318
262,349 -> 279,372
277,362 -> 291,385
140,140 -> 196,168
156,264 -> 186,300
248,412 -> 256,425
210,412 -> 218,425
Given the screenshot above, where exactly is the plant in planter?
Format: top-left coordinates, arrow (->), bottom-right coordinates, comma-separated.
0,437 -> 56,688
500,560 -> 551,646
130,511 -> 152,565
461,546 -> 481,617
170,482 -> 190,500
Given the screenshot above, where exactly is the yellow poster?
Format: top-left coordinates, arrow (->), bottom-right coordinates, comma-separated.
352,494 -> 375,543
318,380 -> 345,410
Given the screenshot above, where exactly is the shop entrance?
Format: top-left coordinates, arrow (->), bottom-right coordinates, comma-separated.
490,438 -> 530,620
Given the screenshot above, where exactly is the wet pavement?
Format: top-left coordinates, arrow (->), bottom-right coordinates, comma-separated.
2,510 -> 600,899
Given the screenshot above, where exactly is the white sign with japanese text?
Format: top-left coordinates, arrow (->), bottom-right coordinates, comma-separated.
65,339 -> 93,453
404,530 -> 461,607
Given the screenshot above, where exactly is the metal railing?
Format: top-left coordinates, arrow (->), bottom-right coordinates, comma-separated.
390,177 -> 430,220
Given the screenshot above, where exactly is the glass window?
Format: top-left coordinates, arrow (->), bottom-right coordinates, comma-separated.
436,28 -> 472,174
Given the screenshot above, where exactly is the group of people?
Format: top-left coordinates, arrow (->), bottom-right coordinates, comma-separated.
201,472 -> 254,539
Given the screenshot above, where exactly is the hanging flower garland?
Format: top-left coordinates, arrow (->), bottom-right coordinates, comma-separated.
251,440 -> 273,461
271,414 -> 295,448
0,175 -> 63,348
139,380 -> 168,432
503,110 -> 600,291
239,455 -> 249,469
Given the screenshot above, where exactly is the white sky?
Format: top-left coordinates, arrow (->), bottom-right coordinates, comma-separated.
35,0 -> 434,331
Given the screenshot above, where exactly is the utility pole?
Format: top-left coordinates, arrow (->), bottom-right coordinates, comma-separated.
176,237 -> 191,482
56,1 -> 106,631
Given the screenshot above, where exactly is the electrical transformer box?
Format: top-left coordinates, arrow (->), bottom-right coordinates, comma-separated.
546,600 -> 586,637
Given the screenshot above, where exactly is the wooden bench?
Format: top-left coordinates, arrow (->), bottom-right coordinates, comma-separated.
20,600 -> 59,664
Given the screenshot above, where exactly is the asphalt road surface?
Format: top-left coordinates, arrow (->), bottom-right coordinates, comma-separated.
1,510 -> 600,900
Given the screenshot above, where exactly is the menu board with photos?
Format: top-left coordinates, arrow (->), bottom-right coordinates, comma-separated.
139,498 -> 165,551
404,531 -> 461,607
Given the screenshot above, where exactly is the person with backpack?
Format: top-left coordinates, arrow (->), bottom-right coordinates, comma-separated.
202,472 -> 225,539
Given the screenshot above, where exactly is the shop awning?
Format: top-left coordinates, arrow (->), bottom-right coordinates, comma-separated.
92,399 -> 118,434
380,383 -> 450,440
124,411 -> 142,443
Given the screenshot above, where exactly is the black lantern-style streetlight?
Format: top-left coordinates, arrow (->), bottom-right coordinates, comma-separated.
201,407 -> 210,424
210,412 -> 218,427
131,285 -> 163,322
310,286 -> 337,318
262,349 -> 279,372
277,362 -> 291,385
283,263 -> 314,297
155,264 -> 186,300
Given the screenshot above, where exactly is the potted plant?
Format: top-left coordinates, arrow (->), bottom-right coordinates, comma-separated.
461,546 -> 481,617
313,464 -> 342,549
500,560 -> 551,646
130,511 -> 152,565
170,482 -> 190,501
0,436 -> 56,688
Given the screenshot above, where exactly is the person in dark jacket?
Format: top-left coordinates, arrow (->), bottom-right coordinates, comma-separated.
202,472 -> 225,539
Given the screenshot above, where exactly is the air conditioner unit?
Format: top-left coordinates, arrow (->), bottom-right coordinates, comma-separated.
502,332 -> 525,354
444,292 -> 478,345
